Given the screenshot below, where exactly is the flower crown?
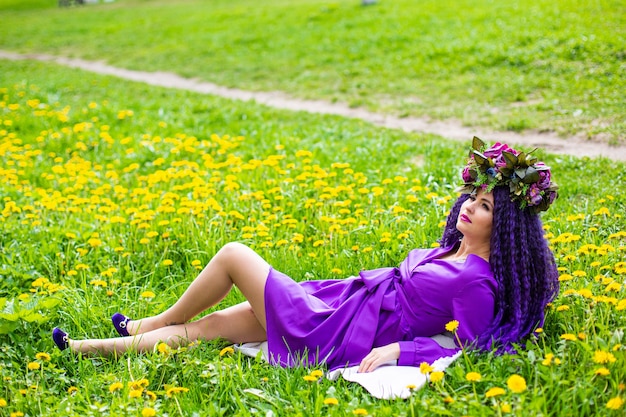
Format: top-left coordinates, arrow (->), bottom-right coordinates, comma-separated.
457,137 -> 558,213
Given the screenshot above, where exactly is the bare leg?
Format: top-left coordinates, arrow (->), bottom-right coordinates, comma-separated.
127,242 -> 270,335
72,302 -> 265,356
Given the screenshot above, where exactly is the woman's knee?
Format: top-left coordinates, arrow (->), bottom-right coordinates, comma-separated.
217,242 -> 251,261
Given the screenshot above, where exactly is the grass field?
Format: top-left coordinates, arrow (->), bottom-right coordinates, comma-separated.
0,0 -> 624,142
0,56 -> 625,416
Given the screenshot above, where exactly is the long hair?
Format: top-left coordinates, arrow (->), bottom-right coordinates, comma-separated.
440,187 -> 559,352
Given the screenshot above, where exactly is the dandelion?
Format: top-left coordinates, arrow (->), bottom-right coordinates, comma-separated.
67,386 -> 78,395
35,352 -> 51,361
141,408 -> 157,417
10,412 -> 24,417
219,346 -> 235,356
443,396 -> 455,404
310,370 -> 324,378
445,320 -> 459,332
27,362 -> 40,371
430,371 -> 444,383
88,238 -> 102,248
606,396 -> 624,410
506,374 -> 527,393
165,387 -> 189,397
595,367 -> 610,376
419,362 -> 434,374
501,403 -> 512,413
593,350 -> 617,364
141,290 -> 156,299
0,398 -> 6,407
129,389 -> 143,398
324,398 -> 339,405
157,343 -> 170,354
466,372 -> 481,382
353,409 -> 368,416
485,387 -> 506,398
560,333 -> 577,341
128,379 -> 149,390
162,259 -> 173,266
109,382 -> 124,393
303,375 -> 318,382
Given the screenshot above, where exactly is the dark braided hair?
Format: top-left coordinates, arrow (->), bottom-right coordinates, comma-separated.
440,187 -> 559,352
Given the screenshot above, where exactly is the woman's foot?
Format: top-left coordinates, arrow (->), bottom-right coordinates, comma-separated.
112,312 -> 132,337
52,328 -> 69,351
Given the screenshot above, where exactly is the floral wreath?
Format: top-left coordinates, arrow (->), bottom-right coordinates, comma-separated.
457,137 -> 558,213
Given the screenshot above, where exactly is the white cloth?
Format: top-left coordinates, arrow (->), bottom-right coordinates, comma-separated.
234,334 -> 460,400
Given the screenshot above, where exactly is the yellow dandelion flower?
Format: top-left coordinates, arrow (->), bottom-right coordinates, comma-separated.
506,374 -> 527,393
109,382 -> 124,393
560,333 -> 577,341
157,343 -> 170,354
443,396 -> 455,404
466,372 -> 482,382
10,412 -> 24,417
141,291 -> 156,299
165,387 -> 189,397
430,371 -> 444,383
542,353 -> 555,366
35,352 -> 51,361
485,387 -> 506,398
310,370 -> 324,378
501,403 -> 512,413
27,362 -> 40,371
419,362 -> 434,374
593,350 -> 616,364
556,305 -> 570,312
353,409 -> 368,416
303,375 -> 318,382
324,398 -> 339,405
606,396 -> 624,410
219,346 -> 235,356
445,320 -> 459,332
595,367 -> 610,376
129,389 -> 143,398
313,240 -> 324,247
67,386 -> 78,395
0,398 -> 7,407
141,407 -> 156,417
534,327 -> 543,334
162,259 -> 173,266
145,390 -> 157,401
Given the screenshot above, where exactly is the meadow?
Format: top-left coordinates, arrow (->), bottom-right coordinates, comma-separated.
0,56 -> 624,416
0,0 -> 624,142
1,0 -> 625,415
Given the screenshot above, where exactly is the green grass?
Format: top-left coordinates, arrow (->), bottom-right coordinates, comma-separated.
0,0 -> 624,142
0,59 -> 625,416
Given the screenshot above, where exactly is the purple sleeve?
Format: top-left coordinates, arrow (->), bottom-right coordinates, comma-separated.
397,277 -> 496,366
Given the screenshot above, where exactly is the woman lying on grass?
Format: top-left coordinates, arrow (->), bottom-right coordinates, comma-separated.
53,137 -> 559,373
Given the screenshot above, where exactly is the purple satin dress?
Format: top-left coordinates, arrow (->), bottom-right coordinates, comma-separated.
264,246 -> 497,370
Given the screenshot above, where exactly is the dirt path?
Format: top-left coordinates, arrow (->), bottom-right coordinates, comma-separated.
2,50 -> 625,162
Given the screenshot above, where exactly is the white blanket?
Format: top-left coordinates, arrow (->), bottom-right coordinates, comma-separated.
235,334 -> 460,400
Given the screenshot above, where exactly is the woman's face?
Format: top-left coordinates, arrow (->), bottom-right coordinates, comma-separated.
456,189 -> 494,244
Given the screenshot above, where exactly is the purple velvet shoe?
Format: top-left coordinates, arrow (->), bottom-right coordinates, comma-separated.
52,327 -> 69,351
111,312 -> 131,337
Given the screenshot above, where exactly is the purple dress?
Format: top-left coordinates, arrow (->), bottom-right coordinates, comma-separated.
264,246 -> 497,370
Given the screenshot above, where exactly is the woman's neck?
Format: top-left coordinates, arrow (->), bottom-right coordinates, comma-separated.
453,240 -> 490,262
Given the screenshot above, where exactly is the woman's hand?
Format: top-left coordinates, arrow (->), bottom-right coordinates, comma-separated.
357,342 -> 400,373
